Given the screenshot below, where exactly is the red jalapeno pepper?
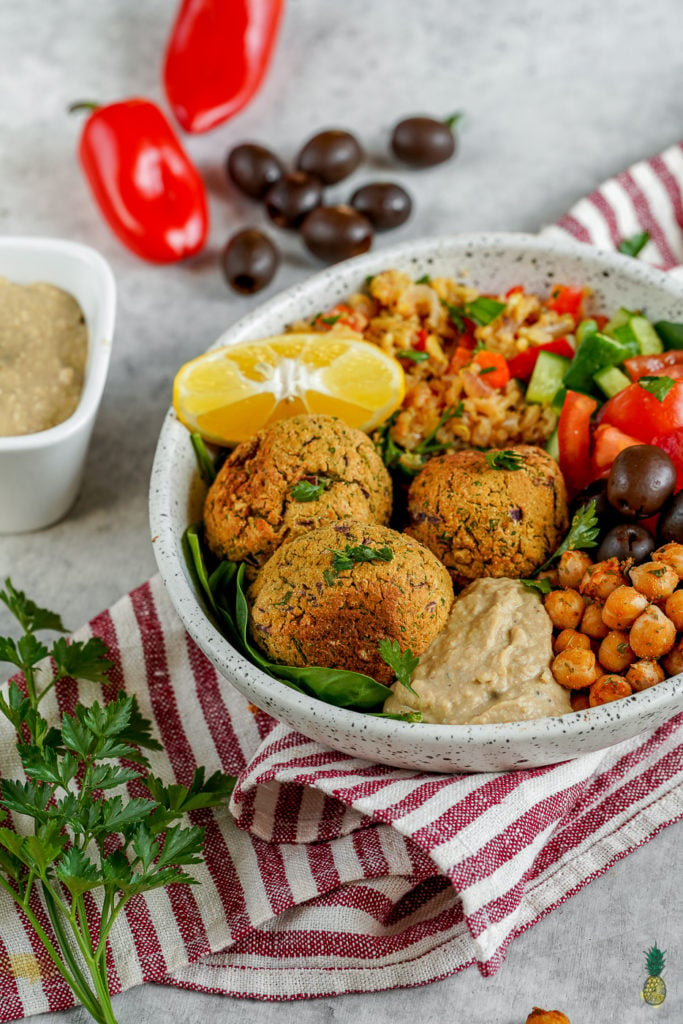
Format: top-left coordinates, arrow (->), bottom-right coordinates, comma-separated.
163,0 -> 284,134
72,98 -> 209,263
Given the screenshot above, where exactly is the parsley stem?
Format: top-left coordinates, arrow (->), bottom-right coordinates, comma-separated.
43,889 -> 104,1021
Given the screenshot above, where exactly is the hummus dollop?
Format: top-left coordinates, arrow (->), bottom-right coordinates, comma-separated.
383,577 -> 572,724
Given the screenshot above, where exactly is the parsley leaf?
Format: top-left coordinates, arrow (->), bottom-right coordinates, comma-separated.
330,544 -> 394,573
639,375 -> 676,402
378,638 -> 420,697
618,230 -> 650,258
536,499 -> 600,573
484,449 -> 524,471
521,577 -> 552,595
443,296 -> 506,330
290,476 -> 331,502
396,349 -> 430,363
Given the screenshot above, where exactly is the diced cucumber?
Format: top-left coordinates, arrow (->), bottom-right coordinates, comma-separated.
630,315 -> 663,355
562,331 -> 632,393
526,350 -> 572,405
603,306 -> 633,337
593,365 -> 631,399
575,318 -> 598,345
545,426 -> 559,461
654,320 -> 683,349
551,386 -> 567,415
610,322 -> 641,358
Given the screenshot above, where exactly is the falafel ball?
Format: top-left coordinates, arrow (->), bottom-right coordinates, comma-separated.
405,445 -> 568,585
247,521 -> 454,684
203,414 -> 392,568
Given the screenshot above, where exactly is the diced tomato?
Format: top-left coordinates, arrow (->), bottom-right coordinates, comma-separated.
591,423 -> 641,477
507,338 -> 575,382
558,390 -> 598,496
446,345 -> 474,374
650,427 -> 683,492
471,350 -> 510,389
414,328 -> 429,352
599,380 -> 683,441
506,284 -> 524,298
313,303 -> 365,332
546,285 -> 585,320
624,350 -> 683,381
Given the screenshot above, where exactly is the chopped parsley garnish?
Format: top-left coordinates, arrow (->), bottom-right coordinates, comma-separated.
443,296 -> 506,331
521,577 -> 552,594
378,638 -> 419,696
396,349 -> 430,363
536,499 -> 600,573
618,230 -> 650,257
290,475 -> 332,502
484,449 -> 524,471
319,313 -> 341,326
639,376 -> 676,402
415,273 -> 432,284
330,544 -> 394,573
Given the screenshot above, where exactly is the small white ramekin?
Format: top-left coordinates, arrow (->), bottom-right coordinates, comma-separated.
0,237 -> 116,533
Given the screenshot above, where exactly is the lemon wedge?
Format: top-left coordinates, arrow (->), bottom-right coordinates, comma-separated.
172,333 -> 406,445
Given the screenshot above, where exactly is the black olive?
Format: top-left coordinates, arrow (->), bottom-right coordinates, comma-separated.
221,229 -> 279,294
570,477 -> 614,525
264,171 -> 323,229
296,129 -> 364,185
390,115 -> 457,168
350,182 -> 412,231
657,489 -> 683,544
300,205 -> 373,263
226,143 -> 284,199
607,444 -> 677,518
597,523 -> 656,564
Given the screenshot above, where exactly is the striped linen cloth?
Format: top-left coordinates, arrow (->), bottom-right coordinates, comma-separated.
3,144 -> 683,1020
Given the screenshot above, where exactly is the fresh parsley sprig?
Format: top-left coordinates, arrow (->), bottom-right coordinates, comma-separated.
330,544 -> 394,573
536,499 -> 600,574
290,475 -> 332,502
378,639 -> 420,697
483,449 -> 524,471
0,579 -> 235,1024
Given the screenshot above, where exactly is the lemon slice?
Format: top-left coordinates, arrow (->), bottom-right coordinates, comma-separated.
173,333 -> 406,444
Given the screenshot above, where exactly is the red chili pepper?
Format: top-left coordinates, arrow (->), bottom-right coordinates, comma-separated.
507,338 -> 575,382
72,98 -> 209,263
163,0 -> 284,133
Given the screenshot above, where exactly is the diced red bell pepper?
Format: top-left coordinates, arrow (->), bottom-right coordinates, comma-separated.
446,345 -> 474,374
591,423 -> 641,477
624,350 -> 683,381
546,284 -> 585,320
599,380 -> 683,442
558,390 -> 598,496
414,328 -> 429,352
471,350 -> 510,389
507,338 -> 575,382
505,284 -> 524,298
313,303 -> 365,332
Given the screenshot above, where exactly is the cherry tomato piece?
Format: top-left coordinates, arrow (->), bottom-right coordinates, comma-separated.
599,380 -> 683,442
558,390 -> 598,497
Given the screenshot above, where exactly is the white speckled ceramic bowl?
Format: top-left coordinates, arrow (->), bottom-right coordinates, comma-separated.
0,237 -> 116,533
150,232 -> 683,772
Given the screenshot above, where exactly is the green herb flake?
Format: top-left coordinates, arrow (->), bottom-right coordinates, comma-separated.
378,638 -> 419,696
639,376 -> 676,402
290,476 -> 331,502
484,449 -> 524,471
444,295 -> 506,330
319,313 -> 341,326
330,544 -> 394,574
616,641 -> 630,653
415,273 -> 432,285
648,567 -> 667,577
521,577 -> 552,595
536,499 -> 600,573
273,591 -> 293,606
618,230 -> 650,258
396,349 -> 430,363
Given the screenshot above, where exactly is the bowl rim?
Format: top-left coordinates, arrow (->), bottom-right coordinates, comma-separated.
150,230 -> 683,751
0,235 -> 116,452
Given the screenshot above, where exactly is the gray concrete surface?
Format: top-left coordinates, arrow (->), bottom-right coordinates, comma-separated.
2,0 -> 682,1021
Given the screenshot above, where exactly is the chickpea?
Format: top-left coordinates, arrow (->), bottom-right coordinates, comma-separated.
570,690 -> 590,712
589,674 -> 632,706
626,660 -> 666,692
580,602 -> 610,639
525,1010 -> 570,1024
629,605 -> 677,659
554,628 -> 591,653
537,568 -> 560,588
580,558 -> 626,601
601,586 -> 648,630
628,561 -> 679,602
664,589 -> 683,630
652,542 -> 683,578
544,589 -> 584,631
551,648 -> 599,690
598,630 -> 636,673
557,550 -> 593,589
661,640 -> 683,677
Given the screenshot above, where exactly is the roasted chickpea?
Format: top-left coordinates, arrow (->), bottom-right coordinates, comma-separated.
598,630 -> 636,673
557,550 -> 593,589
601,585 -> 649,630
664,589 -> 683,630
551,648 -> 599,690
662,639 -> 683,677
652,541 -> 683,577
580,558 -> 626,602
554,628 -> 592,653
629,605 -> 677,659
589,674 -> 632,706
625,659 -> 666,691
544,589 -> 585,631
580,602 -> 610,639
570,690 -> 590,712
525,1010 -> 571,1024
628,561 -> 679,601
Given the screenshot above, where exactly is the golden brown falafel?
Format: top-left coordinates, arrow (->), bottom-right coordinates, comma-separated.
203,414 -> 392,568
247,521 -> 454,684
404,445 -> 568,585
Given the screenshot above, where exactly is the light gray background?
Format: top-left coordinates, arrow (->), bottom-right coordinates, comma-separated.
2,1 -> 682,1021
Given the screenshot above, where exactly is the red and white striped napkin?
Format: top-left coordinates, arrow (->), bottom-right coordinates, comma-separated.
3,144 -> 683,1021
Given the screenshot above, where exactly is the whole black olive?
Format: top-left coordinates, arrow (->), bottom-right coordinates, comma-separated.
296,129 -> 363,185
597,523 -> 656,564
301,205 -> 373,263
350,182 -> 412,231
226,143 -> 285,199
264,171 -> 323,229
390,115 -> 458,168
570,477 -> 614,526
221,229 -> 279,294
607,444 -> 677,518
657,489 -> 683,544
